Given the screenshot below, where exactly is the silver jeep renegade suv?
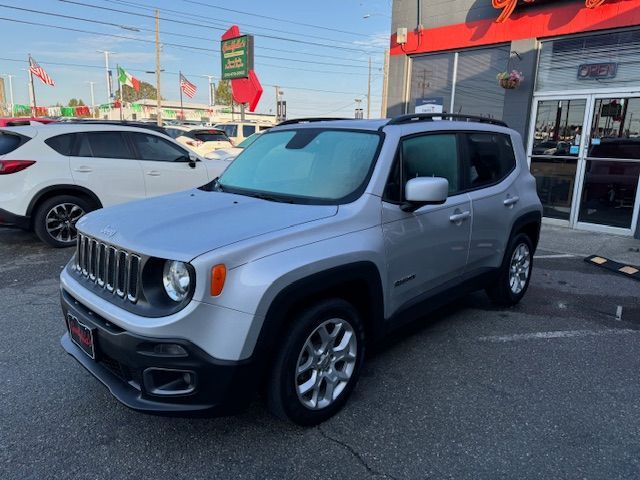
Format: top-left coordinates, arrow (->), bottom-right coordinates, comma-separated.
60,114 -> 542,425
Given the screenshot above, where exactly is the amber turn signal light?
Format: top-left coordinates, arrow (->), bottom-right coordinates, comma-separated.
210,264 -> 226,296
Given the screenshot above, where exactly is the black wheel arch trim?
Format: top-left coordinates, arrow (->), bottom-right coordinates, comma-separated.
250,261 -> 385,382
509,210 -> 542,251
27,184 -> 103,218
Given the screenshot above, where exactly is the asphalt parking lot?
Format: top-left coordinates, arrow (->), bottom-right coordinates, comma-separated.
2,227 -> 639,480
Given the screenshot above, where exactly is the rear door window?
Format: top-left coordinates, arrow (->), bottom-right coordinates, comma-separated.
0,132 -> 26,155
243,125 -> 256,137
463,133 -> 516,189
75,132 -> 134,159
45,134 -> 75,155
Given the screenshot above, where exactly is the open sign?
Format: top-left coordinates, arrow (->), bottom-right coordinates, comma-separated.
577,63 -> 618,80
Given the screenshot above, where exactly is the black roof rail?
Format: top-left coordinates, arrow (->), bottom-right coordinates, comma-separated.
276,117 -> 352,126
385,113 -> 508,128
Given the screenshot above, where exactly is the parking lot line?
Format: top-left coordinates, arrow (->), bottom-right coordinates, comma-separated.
534,254 -> 577,259
477,329 -> 638,343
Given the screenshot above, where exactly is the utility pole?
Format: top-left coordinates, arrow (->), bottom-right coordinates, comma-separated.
27,55 -> 38,117
275,85 -> 280,122
155,9 -> 162,126
97,50 -> 114,102
381,49 -> 389,118
2,74 -> 14,115
86,81 -> 96,117
367,56 -> 372,119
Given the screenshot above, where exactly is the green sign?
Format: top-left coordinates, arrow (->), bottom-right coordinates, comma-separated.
221,34 -> 254,80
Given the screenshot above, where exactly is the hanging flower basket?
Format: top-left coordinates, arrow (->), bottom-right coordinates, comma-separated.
497,70 -> 524,90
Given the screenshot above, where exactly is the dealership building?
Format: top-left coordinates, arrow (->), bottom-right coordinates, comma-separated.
387,0 -> 640,238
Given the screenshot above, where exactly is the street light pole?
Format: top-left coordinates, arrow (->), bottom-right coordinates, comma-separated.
204,75 -> 215,107
155,9 -> 162,127
367,57 -> 372,119
97,50 -> 114,103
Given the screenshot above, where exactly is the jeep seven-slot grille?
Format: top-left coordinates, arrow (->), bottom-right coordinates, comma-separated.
75,233 -> 141,303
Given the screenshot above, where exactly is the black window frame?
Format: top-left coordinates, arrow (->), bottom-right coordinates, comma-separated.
44,133 -> 76,156
458,131 -> 517,193
383,131 -> 465,205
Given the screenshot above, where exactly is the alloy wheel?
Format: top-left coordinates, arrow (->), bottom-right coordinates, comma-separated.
45,202 -> 85,244
509,243 -> 531,294
295,318 -> 358,410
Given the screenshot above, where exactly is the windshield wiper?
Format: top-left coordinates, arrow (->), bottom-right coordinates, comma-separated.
245,192 -> 294,203
212,177 -> 225,192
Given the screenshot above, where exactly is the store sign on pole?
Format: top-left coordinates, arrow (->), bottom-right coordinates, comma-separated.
577,63 -> 617,80
221,34 -> 254,80
415,97 -> 443,114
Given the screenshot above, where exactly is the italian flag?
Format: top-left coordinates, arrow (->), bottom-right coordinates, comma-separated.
118,66 -> 140,91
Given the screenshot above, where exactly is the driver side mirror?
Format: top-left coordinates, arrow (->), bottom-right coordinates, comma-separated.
188,152 -> 198,168
401,177 -> 449,212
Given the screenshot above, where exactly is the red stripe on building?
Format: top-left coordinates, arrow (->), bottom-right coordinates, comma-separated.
390,0 -> 640,56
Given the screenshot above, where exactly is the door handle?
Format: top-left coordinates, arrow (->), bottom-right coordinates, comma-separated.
146,171 -> 161,177
73,166 -> 92,173
503,195 -> 520,207
449,211 -> 471,223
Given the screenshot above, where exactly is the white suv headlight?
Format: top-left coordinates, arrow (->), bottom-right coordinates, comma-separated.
162,260 -> 191,302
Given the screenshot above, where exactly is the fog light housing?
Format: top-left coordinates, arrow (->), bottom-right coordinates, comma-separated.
153,343 -> 188,357
143,368 -> 197,396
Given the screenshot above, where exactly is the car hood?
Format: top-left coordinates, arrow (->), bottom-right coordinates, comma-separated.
76,189 -> 338,262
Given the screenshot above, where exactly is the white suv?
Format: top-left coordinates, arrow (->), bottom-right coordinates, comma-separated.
213,121 -> 272,145
0,123 -> 228,247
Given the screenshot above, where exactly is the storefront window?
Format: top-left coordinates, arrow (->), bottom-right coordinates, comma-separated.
589,98 -> 640,160
409,53 -> 454,114
537,29 -> 640,92
453,47 -> 510,120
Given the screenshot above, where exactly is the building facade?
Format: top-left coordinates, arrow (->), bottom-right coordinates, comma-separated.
387,0 -> 640,238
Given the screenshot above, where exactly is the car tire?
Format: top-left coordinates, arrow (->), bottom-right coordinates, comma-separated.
33,195 -> 94,248
266,298 -> 365,426
486,233 -> 534,306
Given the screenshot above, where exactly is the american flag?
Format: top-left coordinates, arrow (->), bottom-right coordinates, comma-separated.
180,74 -> 197,98
29,56 -> 55,86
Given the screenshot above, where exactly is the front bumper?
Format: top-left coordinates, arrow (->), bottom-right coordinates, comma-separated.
60,289 -> 259,415
0,208 -> 29,229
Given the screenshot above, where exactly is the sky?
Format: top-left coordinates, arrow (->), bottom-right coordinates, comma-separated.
0,0 -> 392,118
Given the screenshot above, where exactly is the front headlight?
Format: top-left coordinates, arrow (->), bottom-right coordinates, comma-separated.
162,260 -> 191,302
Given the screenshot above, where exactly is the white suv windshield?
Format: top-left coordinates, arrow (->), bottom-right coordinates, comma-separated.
218,129 -> 381,203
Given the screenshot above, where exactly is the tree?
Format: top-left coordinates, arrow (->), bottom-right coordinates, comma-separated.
215,80 -> 232,106
115,81 -> 159,103
68,98 -> 85,107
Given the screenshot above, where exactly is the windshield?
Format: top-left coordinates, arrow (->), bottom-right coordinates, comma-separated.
237,132 -> 261,149
218,129 -> 381,203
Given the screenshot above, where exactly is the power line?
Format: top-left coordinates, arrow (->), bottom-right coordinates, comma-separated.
180,0 -> 370,38
58,0 -> 381,56
0,3 -> 374,66
0,56 -> 382,97
0,16 -> 374,69
106,0 -> 363,47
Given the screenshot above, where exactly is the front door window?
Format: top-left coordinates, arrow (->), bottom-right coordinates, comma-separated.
530,99 -> 586,220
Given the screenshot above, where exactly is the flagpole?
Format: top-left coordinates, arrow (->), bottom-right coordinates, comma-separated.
179,71 -> 184,121
28,54 -> 38,118
117,64 -> 123,121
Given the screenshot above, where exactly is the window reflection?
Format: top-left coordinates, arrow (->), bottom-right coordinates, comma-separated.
532,100 -> 585,157
578,160 -> 640,228
531,158 -> 578,220
588,97 -> 640,159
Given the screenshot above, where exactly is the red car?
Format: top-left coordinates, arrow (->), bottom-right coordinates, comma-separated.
0,117 -> 57,127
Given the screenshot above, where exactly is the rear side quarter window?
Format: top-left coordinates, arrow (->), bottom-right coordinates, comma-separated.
0,132 -> 29,155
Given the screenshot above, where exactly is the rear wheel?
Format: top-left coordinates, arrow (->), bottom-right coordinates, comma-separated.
33,195 -> 94,248
486,233 -> 533,306
267,298 -> 365,426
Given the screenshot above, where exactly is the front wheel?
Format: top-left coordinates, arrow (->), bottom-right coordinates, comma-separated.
33,195 -> 93,248
267,299 -> 365,426
486,233 -> 533,306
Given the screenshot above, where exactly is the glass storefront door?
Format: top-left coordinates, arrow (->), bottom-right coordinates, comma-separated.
576,96 -> 640,232
529,94 -> 640,235
529,98 -> 587,222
